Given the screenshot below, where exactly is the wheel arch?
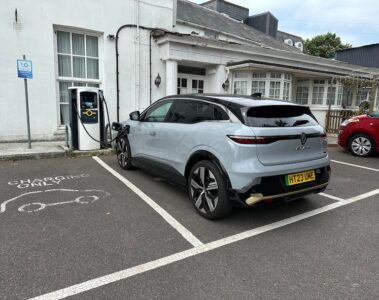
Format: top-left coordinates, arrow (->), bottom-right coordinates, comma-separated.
348,132 -> 377,155
184,150 -> 231,187
348,131 -> 376,145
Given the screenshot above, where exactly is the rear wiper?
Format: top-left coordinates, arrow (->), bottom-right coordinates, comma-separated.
293,119 -> 309,126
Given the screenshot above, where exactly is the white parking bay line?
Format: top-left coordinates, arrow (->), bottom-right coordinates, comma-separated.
318,192 -> 344,202
331,159 -> 379,172
30,188 -> 379,300
92,156 -> 203,247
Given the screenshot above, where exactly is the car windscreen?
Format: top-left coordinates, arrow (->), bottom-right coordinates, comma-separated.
368,111 -> 379,118
246,105 -> 319,127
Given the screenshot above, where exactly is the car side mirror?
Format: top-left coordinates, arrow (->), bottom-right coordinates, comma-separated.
129,111 -> 140,121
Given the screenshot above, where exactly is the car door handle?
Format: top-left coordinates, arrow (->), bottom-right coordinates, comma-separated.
149,131 -> 156,136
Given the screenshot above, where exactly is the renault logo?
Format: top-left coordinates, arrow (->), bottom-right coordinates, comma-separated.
300,132 -> 307,145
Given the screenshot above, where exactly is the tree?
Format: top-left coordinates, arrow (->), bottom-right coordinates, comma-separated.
304,33 -> 352,58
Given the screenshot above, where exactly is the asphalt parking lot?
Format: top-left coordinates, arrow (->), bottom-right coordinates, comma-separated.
0,148 -> 378,299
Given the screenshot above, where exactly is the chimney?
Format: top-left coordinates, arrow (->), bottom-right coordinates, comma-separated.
201,0 -> 249,21
244,12 -> 278,38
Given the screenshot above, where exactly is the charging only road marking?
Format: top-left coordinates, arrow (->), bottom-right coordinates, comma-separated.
30,188 -> 379,300
92,156 -> 203,247
331,159 -> 379,172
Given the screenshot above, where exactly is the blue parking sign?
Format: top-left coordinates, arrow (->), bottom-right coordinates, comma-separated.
17,59 -> 33,79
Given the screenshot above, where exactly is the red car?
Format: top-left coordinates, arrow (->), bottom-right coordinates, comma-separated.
338,111 -> 379,157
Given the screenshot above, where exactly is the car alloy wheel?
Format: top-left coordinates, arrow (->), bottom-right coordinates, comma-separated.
188,160 -> 231,219
350,134 -> 374,157
190,166 -> 219,214
116,137 -> 133,170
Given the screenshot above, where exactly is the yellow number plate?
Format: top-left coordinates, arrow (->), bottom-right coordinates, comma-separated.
285,170 -> 316,186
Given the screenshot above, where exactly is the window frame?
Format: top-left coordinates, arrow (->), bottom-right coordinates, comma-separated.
140,99 -> 175,123
231,71 -> 292,101
56,30 -> 100,83
54,27 -> 102,126
166,99 -> 230,124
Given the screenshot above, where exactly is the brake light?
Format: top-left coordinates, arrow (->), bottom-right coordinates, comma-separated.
321,132 -> 327,151
227,135 -> 270,144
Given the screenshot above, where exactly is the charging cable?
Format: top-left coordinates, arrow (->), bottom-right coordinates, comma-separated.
72,92 -> 126,148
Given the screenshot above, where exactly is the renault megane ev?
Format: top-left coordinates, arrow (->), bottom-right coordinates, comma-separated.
113,94 -> 330,219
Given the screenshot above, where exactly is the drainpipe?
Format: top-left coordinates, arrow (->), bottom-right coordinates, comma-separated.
115,25 -> 169,122
135,0 -> 141,111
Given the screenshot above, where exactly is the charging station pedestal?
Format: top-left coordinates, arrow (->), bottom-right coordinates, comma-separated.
68,87 -> 105,151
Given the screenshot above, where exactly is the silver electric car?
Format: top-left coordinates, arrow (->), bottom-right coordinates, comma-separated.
113,94 -> 330,219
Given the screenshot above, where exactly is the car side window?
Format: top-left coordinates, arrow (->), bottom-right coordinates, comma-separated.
169,100 -> 229,123
214,105 -> 230,121
143,100 -> 173,122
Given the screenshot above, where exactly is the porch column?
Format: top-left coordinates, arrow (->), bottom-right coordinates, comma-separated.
206,65 -> 226,93
166,60 -> 178,96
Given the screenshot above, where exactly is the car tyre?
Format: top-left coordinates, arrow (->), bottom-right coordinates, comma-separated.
116,136 -> 134,170
188,160 -> 232,219
348,134 -> 375,157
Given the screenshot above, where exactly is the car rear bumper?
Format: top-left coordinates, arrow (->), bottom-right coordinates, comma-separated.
233,165 -> 330,206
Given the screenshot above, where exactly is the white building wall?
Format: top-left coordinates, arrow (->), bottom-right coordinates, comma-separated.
0,0 -> 174,141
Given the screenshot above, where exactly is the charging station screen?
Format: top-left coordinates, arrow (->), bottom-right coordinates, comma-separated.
80,92 -> 98,109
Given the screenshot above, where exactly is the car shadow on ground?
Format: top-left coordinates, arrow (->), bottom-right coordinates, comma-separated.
129,167 -> 335,242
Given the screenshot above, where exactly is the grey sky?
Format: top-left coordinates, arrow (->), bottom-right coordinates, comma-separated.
189,0 -> 379,46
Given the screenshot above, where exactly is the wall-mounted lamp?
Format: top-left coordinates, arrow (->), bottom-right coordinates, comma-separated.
222,78 -> 230,91
154,73 -> 162,87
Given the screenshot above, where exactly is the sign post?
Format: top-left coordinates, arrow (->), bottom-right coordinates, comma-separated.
17,55 -> 33,149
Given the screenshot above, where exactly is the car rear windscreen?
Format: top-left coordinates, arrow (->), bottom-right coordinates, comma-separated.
246,105 -> 319,127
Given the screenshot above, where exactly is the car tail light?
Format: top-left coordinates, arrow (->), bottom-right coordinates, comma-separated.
227,135 -> 271,144
321,132 -> 327,151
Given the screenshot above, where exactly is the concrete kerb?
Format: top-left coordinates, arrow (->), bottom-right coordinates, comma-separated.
0,142 -> 113,161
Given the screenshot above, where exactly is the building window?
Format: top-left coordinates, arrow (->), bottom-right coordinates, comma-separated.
312,80 -> 325,105
269,81 -> 281,99
232,71 -> 292,100
57,31 -> 99,80
295,84 -> 309,105
355,88 -> 369,106
235,72 -> 249,78
282,74 -> 292,101
177,78 -> 188,94
56,30 -> 100,125
336,85 -> 343,106
251,81 -> 266,95
283,82 -> 290,101
234,81 -> 247,94
327,86 -> 336,106
343,87 -> 354,107
270,72 -> 281,79
251,72 -> 265,95
252,72 -> 266,79
192,79 -> 204,93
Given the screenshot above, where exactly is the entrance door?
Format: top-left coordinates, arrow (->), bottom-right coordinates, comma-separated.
177,75 -> 205,94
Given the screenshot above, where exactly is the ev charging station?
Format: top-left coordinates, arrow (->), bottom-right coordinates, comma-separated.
68,87 -> 106,151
